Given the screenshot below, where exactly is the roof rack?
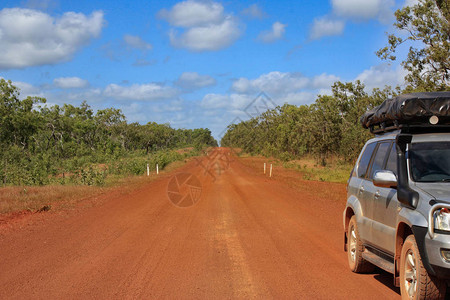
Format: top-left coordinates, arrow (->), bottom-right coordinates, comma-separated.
370,123 -> 450,134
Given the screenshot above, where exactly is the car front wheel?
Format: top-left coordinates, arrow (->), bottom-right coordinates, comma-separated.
400,235 -> 446,299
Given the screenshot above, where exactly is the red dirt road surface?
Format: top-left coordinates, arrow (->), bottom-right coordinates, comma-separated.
0,148 -> 400,299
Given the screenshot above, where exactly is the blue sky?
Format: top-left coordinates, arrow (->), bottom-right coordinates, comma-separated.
0,0 -> 414,140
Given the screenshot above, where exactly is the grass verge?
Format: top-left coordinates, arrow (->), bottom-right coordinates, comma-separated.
0,152 -> 197,215
236,151 -> 353,184
282,157 -> 352,183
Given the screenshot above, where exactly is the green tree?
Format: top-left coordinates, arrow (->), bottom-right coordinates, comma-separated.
377,0 -> 450,91
309,95 -> 342,165
1,79 -> 217,186
95,108 -> 126,153
331,81 -> 395,161
0,79 -> 46,149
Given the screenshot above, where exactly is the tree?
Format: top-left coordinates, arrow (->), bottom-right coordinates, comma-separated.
0,79 -> 46,148
377,0 -> 450,91
309,95 -> 342,165
95,108 -> 126,152
330,81 -> 396,161
435,0 -> 450,23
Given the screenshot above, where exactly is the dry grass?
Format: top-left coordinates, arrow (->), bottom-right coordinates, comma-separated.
236,154 -> 347,204
175,147 -> 194,154
0,158 -> 193,215
238,154 -> 352,184
0,185 -> 107,214
281,157 -> 352,183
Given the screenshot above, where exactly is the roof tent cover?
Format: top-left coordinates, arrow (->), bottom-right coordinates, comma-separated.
360,92 -> 450,129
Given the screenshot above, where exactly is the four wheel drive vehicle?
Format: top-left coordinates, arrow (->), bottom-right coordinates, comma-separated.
343,92 -> 450,299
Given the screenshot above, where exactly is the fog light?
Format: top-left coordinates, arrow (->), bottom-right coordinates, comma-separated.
440,249 -> 450,263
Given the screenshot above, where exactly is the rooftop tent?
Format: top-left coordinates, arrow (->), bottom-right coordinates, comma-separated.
360,92 -> 450,133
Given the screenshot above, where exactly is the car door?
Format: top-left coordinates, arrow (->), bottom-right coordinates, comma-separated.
356,141 -> 391,248
353,142 -> 377,243
371,142 -> 399,255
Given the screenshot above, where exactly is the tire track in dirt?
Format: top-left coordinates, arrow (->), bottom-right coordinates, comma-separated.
209,177 -> 264,298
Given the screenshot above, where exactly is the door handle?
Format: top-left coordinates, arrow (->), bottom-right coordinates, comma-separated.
375,191 -> 381,199
359,186 -> 365,194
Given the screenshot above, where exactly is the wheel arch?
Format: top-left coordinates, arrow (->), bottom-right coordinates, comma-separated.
394,222 -> 413,286
343,206 -> 355,252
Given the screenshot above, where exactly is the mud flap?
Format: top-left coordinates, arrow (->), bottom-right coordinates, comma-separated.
412,225 -> 436,277
344,231 -> 347,252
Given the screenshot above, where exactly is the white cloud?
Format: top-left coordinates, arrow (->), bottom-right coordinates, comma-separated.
175,72 -> 216,89
354,64 -> 406,91
311,73 -> 341,89
169,16 -> 240,51
309,0 -> 394,41
241,4 -> 266,19
119,102 -> 148,123
278,92 -> 317,106
123,34 -> 152,51
13,80 -> 45,98
331,0 -> 394,23
64,88 -> 102,103
158,0 -> 224,27
403,0 -> 419,7
201,93 -> 228,109
309,16 -> 345,40
151,99 -> 184,113
232,66 -> 403,99
258,22 -> 287,43
54,77 -> 89,89
103,83 -> 179,101
164,112 -> 196,127
228,71 -> 341,107
0,8 -> 104,69
201,93 -> 253,110
232,71 -> 322,95
160,1 -> 241,52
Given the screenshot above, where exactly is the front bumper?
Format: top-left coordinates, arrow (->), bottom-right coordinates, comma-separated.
413,225 -> 450,279
425,232 -> 450,279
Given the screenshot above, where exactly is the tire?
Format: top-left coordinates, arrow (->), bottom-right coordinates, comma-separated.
347,215 -> 374,273
400,235 -> 446,300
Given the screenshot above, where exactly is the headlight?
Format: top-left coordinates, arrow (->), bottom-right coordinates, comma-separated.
434,208 -> 450,232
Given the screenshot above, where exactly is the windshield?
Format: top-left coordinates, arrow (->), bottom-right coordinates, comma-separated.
410,142 -> 450,182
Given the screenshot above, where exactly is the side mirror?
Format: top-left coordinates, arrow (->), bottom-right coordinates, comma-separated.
373,170 -> 398,188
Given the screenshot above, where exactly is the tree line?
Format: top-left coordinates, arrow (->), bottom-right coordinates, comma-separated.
221,0 -> 449,164
221,82 -> 398,164
0,79 -> 217,186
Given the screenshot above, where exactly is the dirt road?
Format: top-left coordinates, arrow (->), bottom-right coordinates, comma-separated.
0,148 -> 400,299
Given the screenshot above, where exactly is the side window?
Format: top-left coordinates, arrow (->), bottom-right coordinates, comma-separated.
357,142 -> 376,178
369,142 -> 391,179
385,143 -> 398,175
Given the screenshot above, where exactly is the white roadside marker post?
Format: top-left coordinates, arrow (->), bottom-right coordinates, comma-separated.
264,162 -> 266,174
270,164 -> 273,178
147,164 -> 149,176
156,164 -> 159,175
